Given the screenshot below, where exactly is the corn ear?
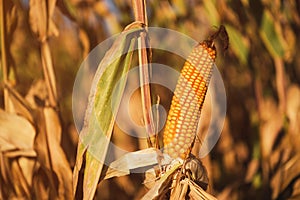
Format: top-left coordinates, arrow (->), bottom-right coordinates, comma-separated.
163,41 -> 217,159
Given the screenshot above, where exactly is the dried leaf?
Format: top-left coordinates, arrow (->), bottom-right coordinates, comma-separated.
170,176 -> 189,200
245,159 -> 259,183
34,107 -> 72,199
25,79 -> 48,109
183,178 -> 217,200
271,154 -> 300,199
18,157 -> 36,187
0,110 -> 36,199
104,148 -> 172,180
10,159 -> 31,198
0,109 -> 35,154
142,163 -> 181,200
29,0 -> 58,42
40,41 -> 58,106
291,179 -> 300,199
286,84 -> 300,135
169,155 -> 210,200
259,98 -> 283,159
4,83 -> 34,123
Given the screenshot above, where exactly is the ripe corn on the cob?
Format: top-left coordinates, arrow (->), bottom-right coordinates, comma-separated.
163,37 -> 218,159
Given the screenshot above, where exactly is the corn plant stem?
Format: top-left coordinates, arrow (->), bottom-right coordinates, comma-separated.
41,41 -> 58,107
0,153 -> 3,199
132,0 -> 156,147
4,83 -> 34,122
254,76 -> 263,118
274,57 -> 286,114
138,35 -> 155,147
155,96 -> 160,149
132,0 -> 148,26
39,108 -> 58,197
0,0 -> 9,111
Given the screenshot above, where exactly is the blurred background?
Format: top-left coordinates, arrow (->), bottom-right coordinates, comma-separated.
0,0 -> 300,199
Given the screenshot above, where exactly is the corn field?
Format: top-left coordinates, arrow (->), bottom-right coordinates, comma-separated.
0,0 -> 300,199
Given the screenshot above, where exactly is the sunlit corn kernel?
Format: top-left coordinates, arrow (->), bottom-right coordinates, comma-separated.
178,140 -> 185,146
179,148 -> 186,154
174,144 -> 181,151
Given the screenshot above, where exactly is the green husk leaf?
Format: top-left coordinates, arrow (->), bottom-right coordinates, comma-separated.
203,0 -> 220,26
73,26 -> 143,200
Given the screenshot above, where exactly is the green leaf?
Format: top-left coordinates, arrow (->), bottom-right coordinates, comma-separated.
260,10 -> 285,58
172,0 -> 187,17
203,0 -> 220,26
73,26 -> 143,200
226,25 -> 249,65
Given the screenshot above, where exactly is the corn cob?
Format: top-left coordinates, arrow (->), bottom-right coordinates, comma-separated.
163,26 -> 227,159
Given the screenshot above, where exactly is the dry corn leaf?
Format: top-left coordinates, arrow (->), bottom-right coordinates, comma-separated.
142,160 -> 214,200
1,0 -> 18,114
290,179 -> 300,200
32,165 -> 51,199
40,41 -> 58,106
259,98 -> 283,159
0,109 -> 35,154
103,148 -> 172,180
168,156 -> 210,200
217,186 -> 234,200
245,159 -> 259,183
0,158 -> 32,199
0,109 -> 36,199
170,174 -> 189,200
29,0 -> 59,107
29,0 -> 58,41
286,84 -> 300,135
25,79 -> 48,109
18,157 -> 36,187
183,178 -> 217,200
271,154 -> 300,199
10,159 -> 31,198
4,84 -> 34,123
142,162 -> 182,200
34,107 -> 72,199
